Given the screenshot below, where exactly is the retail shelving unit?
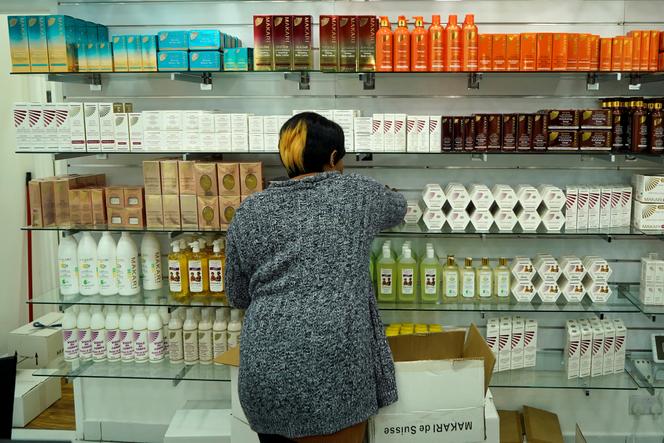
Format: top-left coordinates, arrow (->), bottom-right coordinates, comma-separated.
13,0 -> 664,441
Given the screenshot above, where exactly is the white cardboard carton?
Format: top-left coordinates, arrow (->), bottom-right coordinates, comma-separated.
511,281 -> 536,303
42,103 -> 58,150
511,256 -> 536,282
142,110 -> 162,131
523,319 -> 537,368
565,186 -> 578,230
469,184 -> 494,210
560,256 -> 586,281
27,104 -> 45,150
579,324 -> 592,378
576,187 -> 589,229
182,110 -> 201,132
142,130 -> 161,151
587,187 -> 601,229
13,369 -> 62,427
128,112 -> 144,152
422,209 -> 446,231
55,103 -> 71,152
404,201 -> 423,224
610,188 -> 622,227
248,116 -> 264,135
633,174 -> 664,203
510,316 -> 525,370
632,201 -> 664,231
515,185 -> 542,210
590,323 -> 604,377
446,209 -> 470,231
83,103 -> 101,151
583,256 -> 612,281
421,184 -> 446,210
601,320 -> 615,376
200,112 -> 214,132
99,103 -> 116,152
383,114 -> 395,152
429,115 -> 442,152
584,279 -> 612,303
559,276 -> 586,303
498,317 -> 512,372
612,319 -> 626,373
619,186 -> 633,227
371,114 -> 384,152
534,254 -> 562,281
114,113 -> 130,152
539,209 -> 565,231
215,113 -> 232,133
492,185 -> 518,210
599,187 -> 612,229
7,312 -> 64,369
493,210 -> 517,231
394,114 -> 407,152
515,208 -> 541,231
13,103 -> 30,150
445,183 -> 470,210
565,325 -> 581,379
485,319 -> 500,373
538,185 -> 565,210
535,278 -> 561,303
469,209 -> 493,232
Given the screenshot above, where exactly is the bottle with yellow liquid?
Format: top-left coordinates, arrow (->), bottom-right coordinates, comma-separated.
376,242 -> 396,302
460,257 -> 476,302
494,257 -> 511,302
208,239 -> 226,301
397,244 -> 417,303
442,255 -> 460,303
420,243 -> 441,303
188,240 -> 209,299
477,257 -> 493,302
168,241 -> 189,301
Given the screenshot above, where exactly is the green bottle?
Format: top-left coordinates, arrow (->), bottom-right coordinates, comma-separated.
397,245 -> 418,303
376,243 -> 396,302
420,243 -> 441,303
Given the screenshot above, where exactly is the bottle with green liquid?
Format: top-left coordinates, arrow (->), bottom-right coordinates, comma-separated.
494,257 -> 511,302
420,243 -> 441,303
477,257 -> 493,301
460,257 -> 476,302
397,245 -> 418,303
442,255 -> 460,303
376,242 -> 396,302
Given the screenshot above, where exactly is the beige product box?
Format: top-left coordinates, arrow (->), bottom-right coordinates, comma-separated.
53,177 -> 80,225
142,131 -> 161,151
633,174 -> 664,203
176,160 -> 196,195
422,208 -> 445,231
220,196 -> 241,226
197,196 -> 220,229
579,324 -> 593,377
183,131 -> 200,151
428,115 -> 442,152
142,160 -> 162,195
510,316 -> 525,370
90,188 -> 106,225
444,183 -> 470,210
535,278 -> 561,303
214,113 -> 231,133
105,186 -> 125,209
559,276 -> 586,303
534,254 -> 562,281
539,209 -> 565,231
263,133 -> 279,153
584,279 -> 612,303
403,201 -> 422,224
107,207 -> 126,227
612,319 -> 626,373
128,113 -> 144,152
538,184 -> 565,210
180,195 -> 199,229
182,110 -> 201,132
13,369 -> 62,427
565,325 -> 581,379
511,281 -> 536,303
590,323 -> 604,377
83,103 -> 101,152
8,312 -> 64,369
98,103 -> 115,152
68,103 -> 86,152
160,160 -> 180,195
142,111 -> 162,131
240,163 -> 263,196
565,186 -> 578,230
162,195 -> 181,229
231,113 -> 249,133
523,319 -> 537,368
469,209 -> 493,232
125,207 -> 145,227
511,256 -> 536,282
145,194 -> 164,228
632,200 -> 664,231
124,186 -> 144,208
162,111 -> 183,131
217,163 -> 241,196
498,317 -> 512,372
492,184 -> 518,210
494,209 -> 517,231
370,114 -> 384,152
515,184 -> 542,210
67,189 -> 80,224
601,320 -> 615,376
28,181 -> 43,227
78,189 -> 93,225
421,184 -> 446,210
576,187 -> 590,229
469,184 -> 494,210
516,207 -> 541,231
446,209 -> 470,231
583,256 -> 612,281
114,113 -> 130,152
485,318 -> 500,372
588,187 -> 601,229
194,163 -> 218,196
599,187 -> 612,229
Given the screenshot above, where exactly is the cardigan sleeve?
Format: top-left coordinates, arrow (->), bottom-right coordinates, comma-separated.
224,221 -> 251,309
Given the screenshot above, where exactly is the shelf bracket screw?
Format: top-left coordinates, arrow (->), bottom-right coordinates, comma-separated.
360,72 -> 375,90
586,73 -> 599,91
468,73 -> 482,90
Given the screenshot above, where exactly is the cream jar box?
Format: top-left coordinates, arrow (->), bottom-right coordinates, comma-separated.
492,184 -> 518,210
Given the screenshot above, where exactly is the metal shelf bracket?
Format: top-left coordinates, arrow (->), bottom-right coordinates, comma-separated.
468,73 -> 482,90
629,73 -> 642,91
47,73 -> 102,91
284,72 -> 310,90
170,72 -> 212,91
360,72 -> 375,90
586,73 -> 599,91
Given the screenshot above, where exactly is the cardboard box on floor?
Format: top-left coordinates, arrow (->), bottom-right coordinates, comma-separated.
13,369 -> 62,427
499,406 -> 567,443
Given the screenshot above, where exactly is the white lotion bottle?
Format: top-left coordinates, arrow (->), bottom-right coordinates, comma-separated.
198,308 -> 213,365
117,232 -> 140,296
141,233 -> 163,291
77,232 -> 99,296
58,234 -> 79,296
133,307 -> 149,363
97,232 -> 118,296
90,305 -> 106,362
213,308 -> 228,361
148,307 -> 165,363
159,306 -> 170,355
119,305 -> 134,362
62,307 -> 79,361
105,306 -> 121,362
77,305 -> 92,361
168,309 -> 184,364
227,309 -> 242,349
183,308 -> 199,365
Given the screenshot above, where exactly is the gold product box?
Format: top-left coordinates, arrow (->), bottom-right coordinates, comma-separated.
239,162 -> 263,195
124,186 -> 144,208
178,160 -> 196,195
142,160 -> 162,195
217,163 -> 241,196
105,186 -> 125,209
180,195 -> 199,229
160,159 -> 180,195
39,180 -> 55,227
107,207 -> 126,227
125,207 -> 145,228
194,162 -> 219,196
67,189 -> 81,225
197,196 -> 220,229
145,194 -> 164,228
90,188 -> 106,225
79,189 -> 93,225
162,195 -> 181,229
220,195 -> 241,226
28,180 -> 44,227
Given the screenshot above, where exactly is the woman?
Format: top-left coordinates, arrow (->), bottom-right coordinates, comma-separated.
225,112 -> 407,443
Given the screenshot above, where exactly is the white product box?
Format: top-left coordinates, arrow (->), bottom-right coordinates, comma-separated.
163,131 -> 183,152
486,318 -> 500,371
619,186 -> 632,227
599,187 -> 612,229
382,113 -> 394,152
498,317 -> 512,372
469,184 -> 494,210
114,113 -> 130,152
540,209 -> 565,231
70,104 -> 88,151
99,103 -> 115,152
446,209 -> 470,231
633,174 -> 664,203
231,133 -> 249,152
13,103 -> 30,150
492,184 -> 518,210
565,325 -> 581,379
469,209 -> 493,232
601,320 -> 615,376
566,319 -> 579,329
583,256 -> 612,281
523,319 -> 537,368
394,114 -> 407,152
584,279 -> 612,303
42,104 -> 58,150
641,254 -> 664,285
444,183 -> 470,209
590,323 -> 604,377
216,133 -> 232,151
576,187 -> 590,229
183,131 -> 200,151
406,116 -> 419,153
354,116 -> 372,139
354,133 -> 371,152
515,207 -> 541,231
511,256 -> 536,282
416,116 -> 430,152
163,408 -> 231,443
534,254 -> 562,281
27,104 -> 45,150
535,279 -> 561,303
429,115 -> 442,152
199,112 -> 214,132
510,316 -> 525,370
249,133 -> 265,152
515,185 -> 542,210
565,186 -> 578,230
128,112 -> 144,152
422,209 -> 446,231
560,256 -> 586,281
370,114 -> 384,152
263,133 -> 279,152
13,369 -> 61,427
538,185 -> 565,210
182,110 -> 201,132
493,210 -> 517,231
559,276 -> 586,303
511,281 -> 536,303
632,201 -> 664,230
579,324 -> 592,377
142,131 -> 160,151
612,319 -> 626,373
421,184 -> 446,210
588,187 -> 601,229
214,113 -> 232,133
83,102 -> 101,151
162,111 -> 183,131
640,285 -> 656,305
199,132 -> 216,151
142,110 -> 162,131
333,110 -> 355,153
55,103 -> 71,151
404,201 -> 423,224
8,313 -> 64,369
610,188 -> 622,227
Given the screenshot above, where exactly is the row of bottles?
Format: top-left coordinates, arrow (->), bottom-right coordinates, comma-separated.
376,14 -> 477,72
602,98 -> 664,153
63,304 -> 242,365
372,241 -> 511,303
167,238 -> 226,302
58,232 -> 161,297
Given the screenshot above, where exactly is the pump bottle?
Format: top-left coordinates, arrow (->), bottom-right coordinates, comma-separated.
428,15 -> 445,71
78,232 -> 99,296
462,14 -> 478,71
90,305 -> 107,362
213,309 -> 228,361
393,16 -> 411,72
397,244 -> 418,302
168,309 -> 184,364
168,241 -> 189,301
445,15 -> 461,72
183,308 -> 199,365
148,307 -> 165,363
198,308 -> 213,365
133,307 -> 149,363
119,306 -> 134,362
77,305 -> 92,361
420,243 -> 441,303
141,233 -> 163,291
208,239 -> 225,300
97,232 -> 118,296
376,16 -> 393,71
117,232 -> 140,296
228,309 -> 242,349
376,242 -> 396,302
188,240 -> 209,297
105,306 -> 121,362
411,16 -> 428,71
62,307 -> 79,361
58,234 -> 79,296
442,255 -> 460,302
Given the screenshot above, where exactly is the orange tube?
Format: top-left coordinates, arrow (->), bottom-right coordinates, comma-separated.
462,14 -> 478,71
428,14 -> 445,71
393,15 -> 410,72
376,16 -> 393,72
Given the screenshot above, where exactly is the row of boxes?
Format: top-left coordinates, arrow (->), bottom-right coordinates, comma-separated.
156,48 -> 253,72
104,186 -> 146,227
157,30 -> 241,52
144,195 -> 243,230
631,174 -> 664,232
565,185 -> 632,230
486,317 -> 537,372
565,318 -> 626,379
253,15 -> 314,71
640,253 -> 664,306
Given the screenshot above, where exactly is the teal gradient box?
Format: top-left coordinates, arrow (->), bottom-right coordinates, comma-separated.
189,29 -> 221,50
27,16 -> 49,72
189,51 -> 221,71
158,30 -> 189,50
8,16 -> 30,72
157,51 -> 189,71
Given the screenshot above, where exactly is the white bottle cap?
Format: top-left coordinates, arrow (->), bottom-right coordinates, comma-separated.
230,309 -> 241,322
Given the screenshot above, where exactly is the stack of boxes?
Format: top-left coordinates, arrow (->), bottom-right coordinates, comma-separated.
486,316 -> 537,373
565,185 -> 632,230
511,257 -> 536,303
545,109 -> 612,151
155,29 -> 242,72
105,186 -> 146,228
532,254 -> 562,303
632,174 -> 664,231
318,15 -> 377,72
583,256 -> 613,303
640,253 -> 664,305
384,323 -> 443,336
253,15 -> 313,71
559,256 -> 587,303
112,34 -> 157,72
565,318 -> 626,379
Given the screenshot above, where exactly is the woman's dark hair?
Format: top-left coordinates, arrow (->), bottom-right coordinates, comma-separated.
278,112 -> 345,178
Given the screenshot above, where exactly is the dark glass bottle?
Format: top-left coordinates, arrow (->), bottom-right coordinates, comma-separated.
631,99 -> 648,153
649,102 -> 664,153
610,100 -> 623,151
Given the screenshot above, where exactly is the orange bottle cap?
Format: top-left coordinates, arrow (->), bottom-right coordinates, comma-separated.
464,14 -> 475,25
448,14 -> 458,25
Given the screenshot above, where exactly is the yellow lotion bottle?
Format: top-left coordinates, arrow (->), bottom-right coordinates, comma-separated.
376,242 -> 396,302
460,257 -> 476,301
420,243 -> 441,303
188,240 -> 210,298
208,239 -> 226,301
442,255 -> 460,303
168,241 -> 189,301
477,257 -> 493,301
397,244 -> 417,303
494,257 -> 511,302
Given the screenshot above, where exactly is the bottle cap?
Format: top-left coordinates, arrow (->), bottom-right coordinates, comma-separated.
448,14 -> 458,25
432,14 -> 441,24
188,240 -> 200,253
499,257 -> 508,266
171,241 -> 181,253
464,14 -> 475,25
465,257 -> 473,267
447,255 -> 455,265
482,257 -> 489,266
230,309 -> 241,321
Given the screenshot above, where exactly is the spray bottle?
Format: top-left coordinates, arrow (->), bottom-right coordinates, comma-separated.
188,240 -> 209,297
168,241 -> 189,301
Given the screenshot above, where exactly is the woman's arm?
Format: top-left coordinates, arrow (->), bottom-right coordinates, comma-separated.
364,179 -> 407,231
224,223 -> 251,309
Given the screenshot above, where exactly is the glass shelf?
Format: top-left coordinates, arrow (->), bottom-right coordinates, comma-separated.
490,350 -> 638,390
621,287 -> 664,316
21,224 -> 224,234
33,357 -> 231,382
626,353 -> 664,391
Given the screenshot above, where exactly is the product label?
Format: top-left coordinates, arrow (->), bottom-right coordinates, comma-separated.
400,268 -> 414,295
209,259 -> 224,293
444,272 -> 458,298
78,329 -> 92,359
63,328 -> 78,360
141,251 -> 163,288
78,257 -> 97,291
168,329 -> 184,362
462,272 -> 475,298
97,257 -> 117,292
168,260 -> 182,292
133,330 -> 148,361
184,330 -> 199,363
120,329 -> 133,361
496,273 -> 510,298
380,268 -> 393,295
106,329 -> 121,361
478,271 -> 492,298
228,331 -> 241,349
59,258 -> 78,293
188,260 -> 204,293
213,331 -> 228,358
198,330 -> 213,363
91,329 -> 106,361
424,268 -> 438,295
117,256 -> 139,292
148,330 -> 165,362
